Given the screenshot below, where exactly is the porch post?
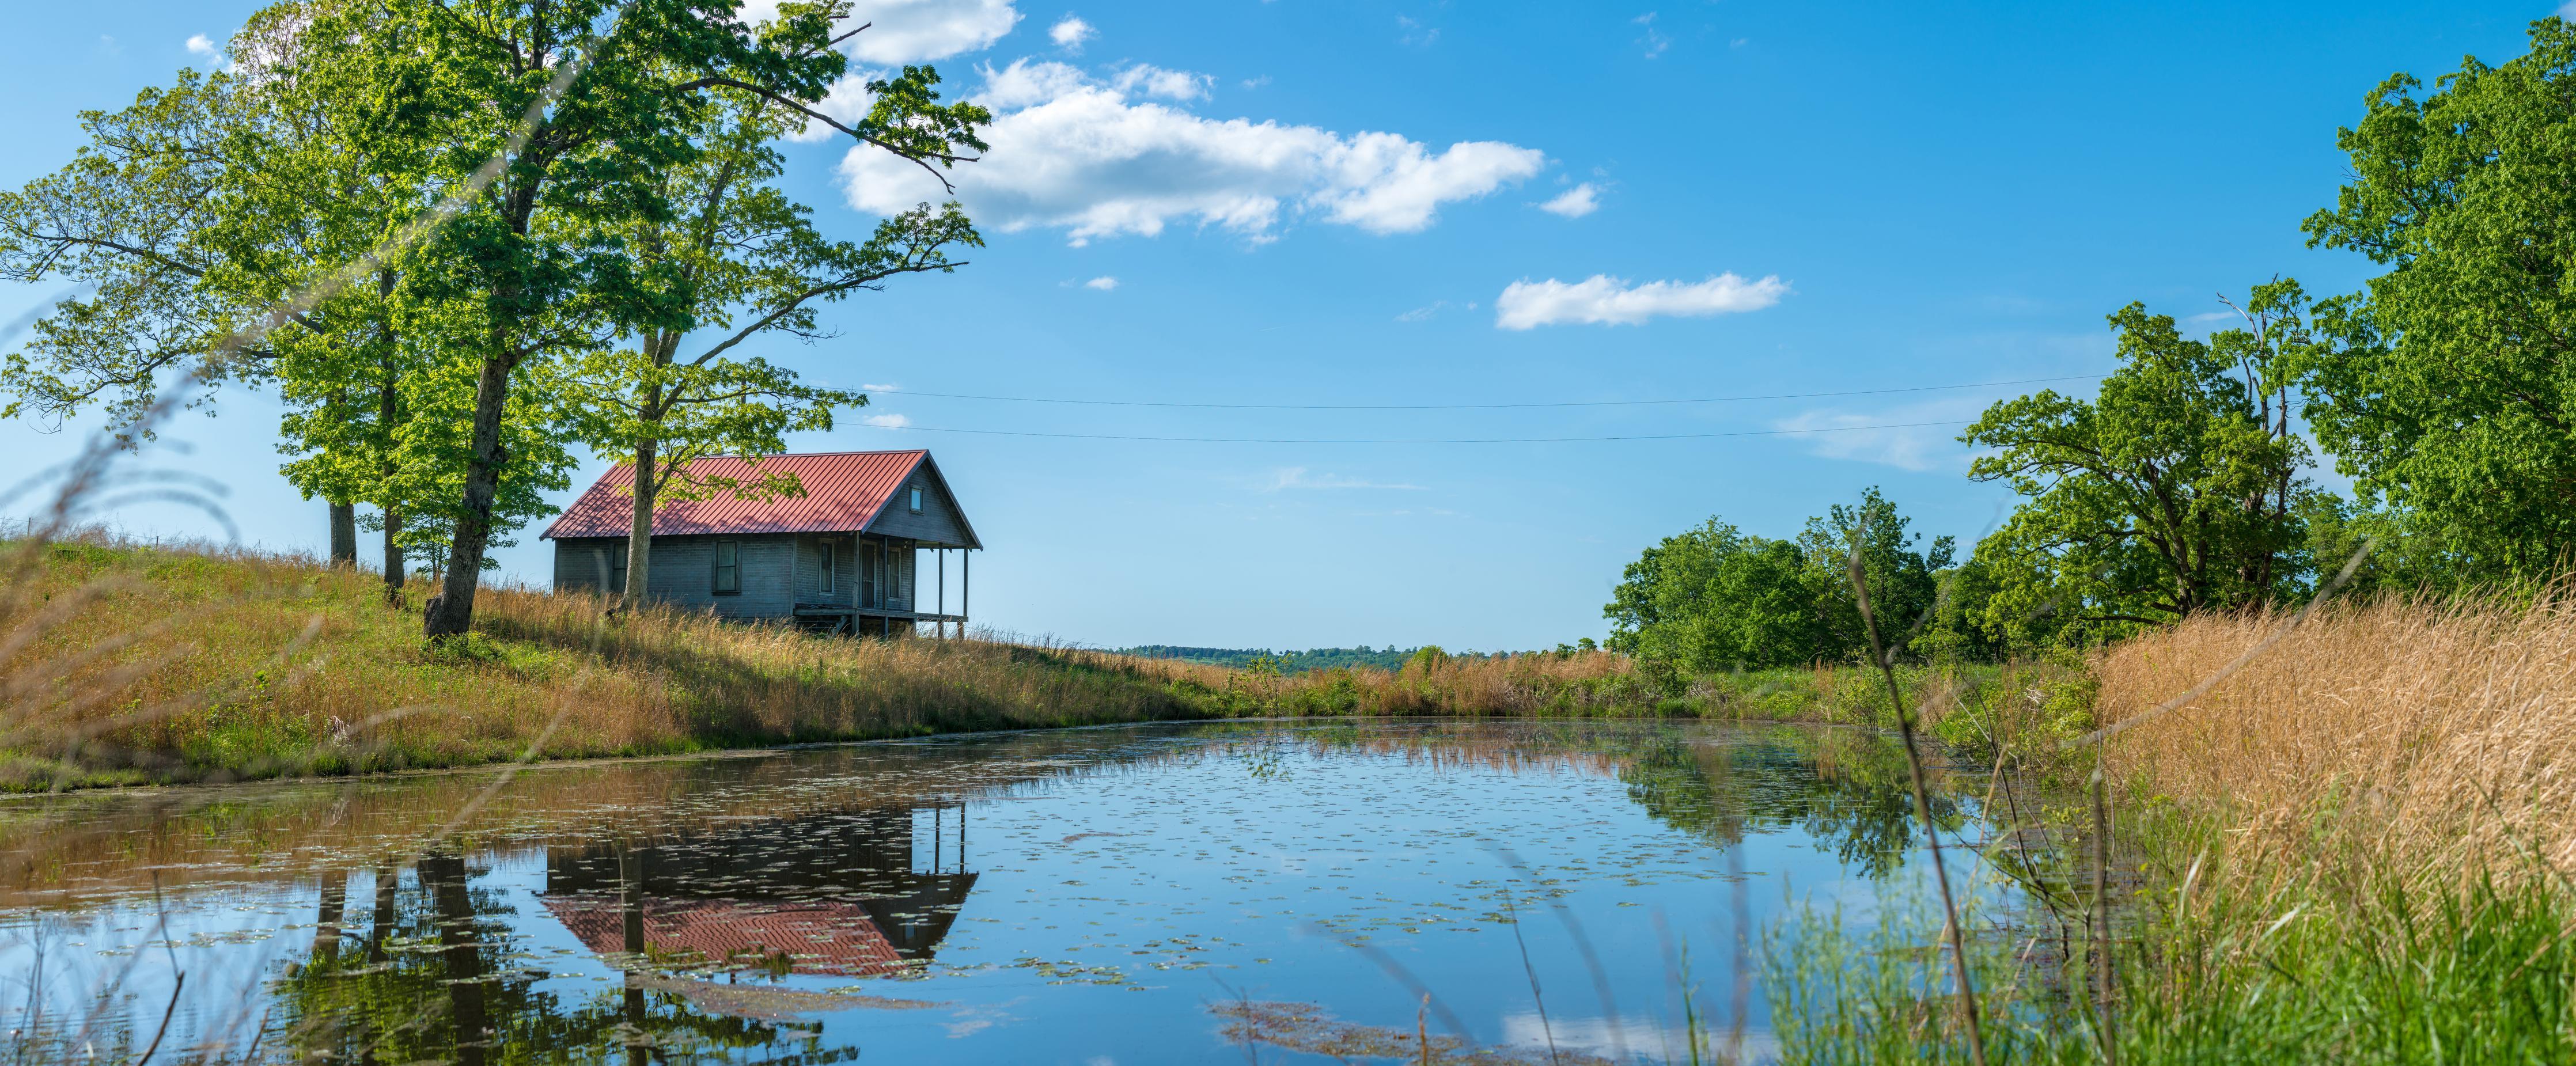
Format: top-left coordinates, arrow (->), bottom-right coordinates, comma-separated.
962,549 -> 969,640
938,547 -> 947,638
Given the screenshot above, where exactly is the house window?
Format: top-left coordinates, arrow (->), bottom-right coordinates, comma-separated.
821,541 -> 836,594
713,540 -> 740,594
611,547 -> 628,594
910,485 -> 924,512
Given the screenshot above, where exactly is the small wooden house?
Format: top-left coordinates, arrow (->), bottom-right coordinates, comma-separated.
542,450 -> 980,636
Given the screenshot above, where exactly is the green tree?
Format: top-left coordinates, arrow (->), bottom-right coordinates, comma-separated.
1961,288 -> 2315,646
2298,17 -> 2576,583
1795,487 -> 1955,657
271,0 -> 990,638
566,86 -> 979,609
1604,518 -> 1825,673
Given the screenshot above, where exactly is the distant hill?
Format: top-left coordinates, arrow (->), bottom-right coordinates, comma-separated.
1115,645 -> 1430,673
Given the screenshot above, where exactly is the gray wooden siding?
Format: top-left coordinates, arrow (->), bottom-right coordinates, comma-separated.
554,538 -> 624,594
550,533 -> 797,619
793,534 -> 858,608
865,466 -> 973,547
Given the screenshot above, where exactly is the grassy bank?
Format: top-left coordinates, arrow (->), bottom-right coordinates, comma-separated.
1,540 -> 1226,789
1771,594 -> 2576,1063
3,539 -> 2089,790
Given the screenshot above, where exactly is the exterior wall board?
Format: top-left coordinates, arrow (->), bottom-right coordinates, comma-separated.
550,534 -> 795,619
864,469 -> 972,547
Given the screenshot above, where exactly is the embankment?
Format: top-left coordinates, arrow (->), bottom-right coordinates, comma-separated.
3,539 -> 2073,790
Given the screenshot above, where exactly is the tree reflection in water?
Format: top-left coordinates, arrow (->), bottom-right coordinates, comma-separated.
7,720 -> 1993,1063
270,798 -> 973,1064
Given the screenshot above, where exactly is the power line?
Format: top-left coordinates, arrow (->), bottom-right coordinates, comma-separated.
866,419 -> 1976,445
869,373 -> 2103,411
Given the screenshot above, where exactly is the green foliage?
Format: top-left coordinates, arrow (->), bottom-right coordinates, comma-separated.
2298,18 -> 2576,585
1604,488 -> 1952,674
1962,287 -> 2319,648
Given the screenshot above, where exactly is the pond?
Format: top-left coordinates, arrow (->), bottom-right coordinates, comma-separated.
0,719 -> 2010,1064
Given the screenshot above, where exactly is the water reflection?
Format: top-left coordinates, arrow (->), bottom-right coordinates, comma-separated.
0,720 -> 1998,1064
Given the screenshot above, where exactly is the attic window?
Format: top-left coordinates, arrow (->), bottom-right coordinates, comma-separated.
910,486 -> 923,513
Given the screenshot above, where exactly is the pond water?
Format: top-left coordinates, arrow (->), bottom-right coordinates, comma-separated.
0,719 -> 2006,1064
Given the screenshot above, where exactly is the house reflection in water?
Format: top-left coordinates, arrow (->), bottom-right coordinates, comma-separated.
541,802 -> 976,981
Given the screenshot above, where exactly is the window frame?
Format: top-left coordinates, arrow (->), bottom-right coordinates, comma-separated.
712,539 -> 741,595
910,485 -> 924,513
820,539 -> 836,595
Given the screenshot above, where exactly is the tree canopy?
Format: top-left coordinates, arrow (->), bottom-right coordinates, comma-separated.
2298,18 -> 2576,583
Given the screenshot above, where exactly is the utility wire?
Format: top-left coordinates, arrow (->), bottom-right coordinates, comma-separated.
869,374 -> 2103,411
866,419 -> 1976,445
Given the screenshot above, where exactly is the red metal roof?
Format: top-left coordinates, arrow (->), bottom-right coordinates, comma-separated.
543,893 -> 906,977
541,450 -> 944,540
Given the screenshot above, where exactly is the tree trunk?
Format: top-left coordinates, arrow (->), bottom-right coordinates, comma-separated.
328,503 -> 358,567
423,357 -> 512,639
623,436 -> 656,610
382,509 -> 407,604
378,362 -> 406,605
423,852 -> 491,1066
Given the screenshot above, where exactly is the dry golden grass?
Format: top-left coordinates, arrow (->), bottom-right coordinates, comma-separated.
0,537 -> 1219,787
2095,594 -> 2576,887
0,538 -> 1685,790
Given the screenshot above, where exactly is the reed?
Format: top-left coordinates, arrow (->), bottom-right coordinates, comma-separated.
2093,592 -> 2576,893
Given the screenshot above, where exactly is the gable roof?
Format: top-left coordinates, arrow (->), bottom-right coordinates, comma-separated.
540,450 -> 980,547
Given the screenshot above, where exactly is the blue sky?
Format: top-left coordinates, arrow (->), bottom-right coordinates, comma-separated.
1,1 -> 2558,650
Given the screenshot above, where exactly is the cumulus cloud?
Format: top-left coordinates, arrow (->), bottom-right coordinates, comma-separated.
838,59 -> 1545,245
1049,14 -> 1094,50
736,0 -> 1020,63
1494,273 -> 1788,329
1266,467 -> 1425,491
184,33 -> 218,57
1538,183 -> 1600,218
1083,275 -> 1119,290
862,413 -> 914,428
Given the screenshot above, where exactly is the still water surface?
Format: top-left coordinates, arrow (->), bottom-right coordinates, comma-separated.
0,719 -> 1996,1064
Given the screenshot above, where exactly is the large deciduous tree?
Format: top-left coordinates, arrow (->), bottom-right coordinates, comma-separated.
569,89 -> 978,609
1961,286 -> 2319,644
2299,17 -> 2576,582
291,0 -> 987,638
1604,490 -> 1954,677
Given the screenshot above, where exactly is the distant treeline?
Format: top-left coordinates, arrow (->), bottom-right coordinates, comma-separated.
1115,645 -> 1467,673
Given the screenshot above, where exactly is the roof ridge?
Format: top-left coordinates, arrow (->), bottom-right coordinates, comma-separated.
690,449 -> 929,460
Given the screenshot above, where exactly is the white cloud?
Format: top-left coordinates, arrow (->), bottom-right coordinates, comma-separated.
1111,63 -> 1211,101
1083,275 -> 1119,290
736,0 -> 1020,63
1634,12 -> 1670,58
2563,0 -> 2576,19
1771,398 -> 1991,472
184,33 -> 218,57
1266,467 -> 1425,491
1537,183 -> 1600,218
1494,273 -> 1788,329
2186,310 -> 2238,324
785,72 -> 885,142
1050,14 -> 1094,50
839,59 -> 1545,245
862,412 -> 913,428
1395,301 -> 1447,322
861,382 -> 901,392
